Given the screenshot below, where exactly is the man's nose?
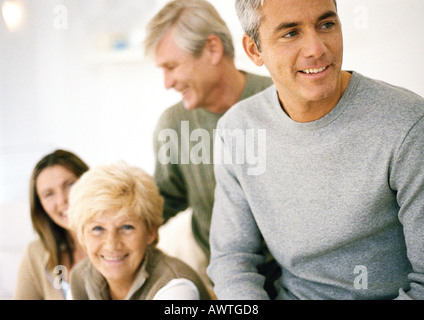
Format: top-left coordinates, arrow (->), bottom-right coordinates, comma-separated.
164,70 -> 175,90
302,31 -> 327,59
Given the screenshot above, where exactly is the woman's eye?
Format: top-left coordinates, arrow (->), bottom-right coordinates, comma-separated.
65,181 -> 75,188
121,225 -> 134,231
43,192 -> 54,198
92,226 -> 103,232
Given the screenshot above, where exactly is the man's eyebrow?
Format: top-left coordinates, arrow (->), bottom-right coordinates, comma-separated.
318,10 -> 338,21
274,21 -> 299,33
273,10 -> 338,33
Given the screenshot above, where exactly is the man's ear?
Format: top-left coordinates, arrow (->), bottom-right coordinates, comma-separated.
205,34 -> 224,65
242,33 -> 264,67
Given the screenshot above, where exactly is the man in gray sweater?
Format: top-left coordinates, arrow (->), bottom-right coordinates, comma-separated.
207,0 -> 424,299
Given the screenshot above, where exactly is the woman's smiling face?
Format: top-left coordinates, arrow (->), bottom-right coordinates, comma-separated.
36,164 -> 78,229
83,211 -> 156,288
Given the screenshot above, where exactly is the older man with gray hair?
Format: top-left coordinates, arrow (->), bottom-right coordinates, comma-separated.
144,0 -> 276,296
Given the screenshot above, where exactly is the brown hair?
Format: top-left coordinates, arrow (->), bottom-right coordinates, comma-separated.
30,149 -> 89,271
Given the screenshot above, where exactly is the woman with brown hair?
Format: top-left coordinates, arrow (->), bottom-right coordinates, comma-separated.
14,149 -> 89,300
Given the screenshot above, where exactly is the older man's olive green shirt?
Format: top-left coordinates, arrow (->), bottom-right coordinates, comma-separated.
153,72 -> 273,258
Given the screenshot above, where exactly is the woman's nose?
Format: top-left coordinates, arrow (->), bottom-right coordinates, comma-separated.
56,189 -> 68,209
104,231 -> 122,251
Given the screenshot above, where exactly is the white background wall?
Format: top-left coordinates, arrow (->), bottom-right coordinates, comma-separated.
1,0 -> 423,299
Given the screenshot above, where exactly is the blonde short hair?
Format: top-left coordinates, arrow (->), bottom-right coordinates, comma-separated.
31,149 -> 89,271
144,0 -> 234,59
68,161 -> 164,246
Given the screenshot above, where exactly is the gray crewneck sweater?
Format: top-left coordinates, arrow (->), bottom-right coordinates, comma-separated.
208,72 -> 424,300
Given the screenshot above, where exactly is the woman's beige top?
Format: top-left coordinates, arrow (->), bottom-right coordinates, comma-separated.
14,239 -> 65,300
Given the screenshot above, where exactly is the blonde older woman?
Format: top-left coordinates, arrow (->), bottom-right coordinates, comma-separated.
67,161 -> 211,300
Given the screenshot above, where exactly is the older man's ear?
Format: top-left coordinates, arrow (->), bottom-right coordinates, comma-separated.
204,34 -> 225,66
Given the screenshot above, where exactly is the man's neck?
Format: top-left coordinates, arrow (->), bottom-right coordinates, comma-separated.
204,65 -> 247,114
279,71 -> 352,123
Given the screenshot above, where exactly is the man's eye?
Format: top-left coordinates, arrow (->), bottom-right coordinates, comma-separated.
283,30 -> 298,38
92,226 -> 103,232
321,22 -> 335,30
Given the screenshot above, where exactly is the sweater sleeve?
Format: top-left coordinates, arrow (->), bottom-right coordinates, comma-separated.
207,129 -> 269,300
391,116 -> 424,300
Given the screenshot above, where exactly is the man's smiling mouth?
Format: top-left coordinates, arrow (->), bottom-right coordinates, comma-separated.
300,66 -> 328,74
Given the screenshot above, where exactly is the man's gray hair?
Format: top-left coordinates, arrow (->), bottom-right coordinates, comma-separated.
144,0 -> 234,59
235,0 -> 337,50
235,0 -> 265,50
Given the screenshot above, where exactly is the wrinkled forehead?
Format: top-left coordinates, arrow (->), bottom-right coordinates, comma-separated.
86,209 -> 141,226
